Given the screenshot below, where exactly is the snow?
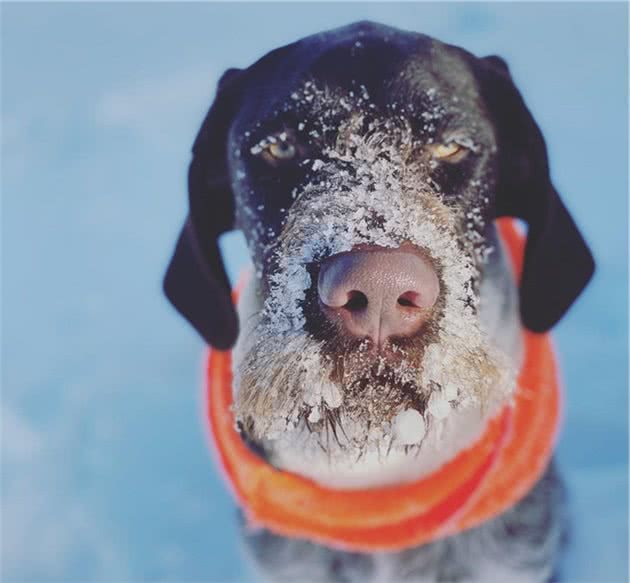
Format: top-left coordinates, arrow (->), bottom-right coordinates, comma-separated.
392,408 -> 426,445
231,80 -> 518,486
427,391 -> 452,421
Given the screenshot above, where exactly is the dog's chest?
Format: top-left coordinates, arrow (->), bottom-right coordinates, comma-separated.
241,461 -> 563,583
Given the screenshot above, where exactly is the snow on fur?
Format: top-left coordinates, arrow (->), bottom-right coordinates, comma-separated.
233,82 -> 515,462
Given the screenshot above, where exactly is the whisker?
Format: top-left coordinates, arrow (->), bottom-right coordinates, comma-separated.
386,434 -> 394,457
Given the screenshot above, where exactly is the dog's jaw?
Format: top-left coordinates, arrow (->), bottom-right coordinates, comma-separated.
231,225 -> 522,489
260,396 -> 505,489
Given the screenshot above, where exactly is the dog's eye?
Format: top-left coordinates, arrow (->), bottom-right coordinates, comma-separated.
428,142 -> 468,162
252,131 -> 301,167
268,140 -> 296,161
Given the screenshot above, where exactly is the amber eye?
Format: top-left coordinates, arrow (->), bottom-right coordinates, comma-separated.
251,132 -> 301,167
268,140 -> 296,160
428,141 -> 468,162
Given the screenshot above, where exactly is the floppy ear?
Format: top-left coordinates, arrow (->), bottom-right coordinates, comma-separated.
478,55 -> 595,332
163,68 -> 244,349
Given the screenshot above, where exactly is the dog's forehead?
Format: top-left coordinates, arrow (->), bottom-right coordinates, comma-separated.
231,22 -> 484,135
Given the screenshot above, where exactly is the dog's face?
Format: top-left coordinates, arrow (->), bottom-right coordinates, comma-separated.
164,22 -> 594,467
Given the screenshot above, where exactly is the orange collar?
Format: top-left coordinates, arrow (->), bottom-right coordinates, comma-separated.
204,219 -> 562,552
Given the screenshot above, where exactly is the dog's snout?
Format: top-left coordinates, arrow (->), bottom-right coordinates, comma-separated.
317,246 -> 439,346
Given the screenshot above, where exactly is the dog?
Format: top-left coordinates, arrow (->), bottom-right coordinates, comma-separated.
164,21 -> 594,582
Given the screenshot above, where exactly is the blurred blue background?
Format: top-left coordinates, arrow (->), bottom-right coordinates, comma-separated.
2,3 -> 627,582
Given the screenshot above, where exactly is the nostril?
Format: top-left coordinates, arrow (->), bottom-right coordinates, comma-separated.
344,290 -> 368,312
397,291 -> 421,308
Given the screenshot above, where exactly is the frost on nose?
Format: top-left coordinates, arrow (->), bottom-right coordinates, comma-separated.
317,246 -> 440,345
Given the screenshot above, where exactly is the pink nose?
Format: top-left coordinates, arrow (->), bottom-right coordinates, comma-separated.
317,246 -> 440,346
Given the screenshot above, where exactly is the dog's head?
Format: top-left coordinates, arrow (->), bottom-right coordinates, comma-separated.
164,22 -> 593,467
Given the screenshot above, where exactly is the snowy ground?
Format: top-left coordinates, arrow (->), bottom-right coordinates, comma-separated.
2,3 -> 627,582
